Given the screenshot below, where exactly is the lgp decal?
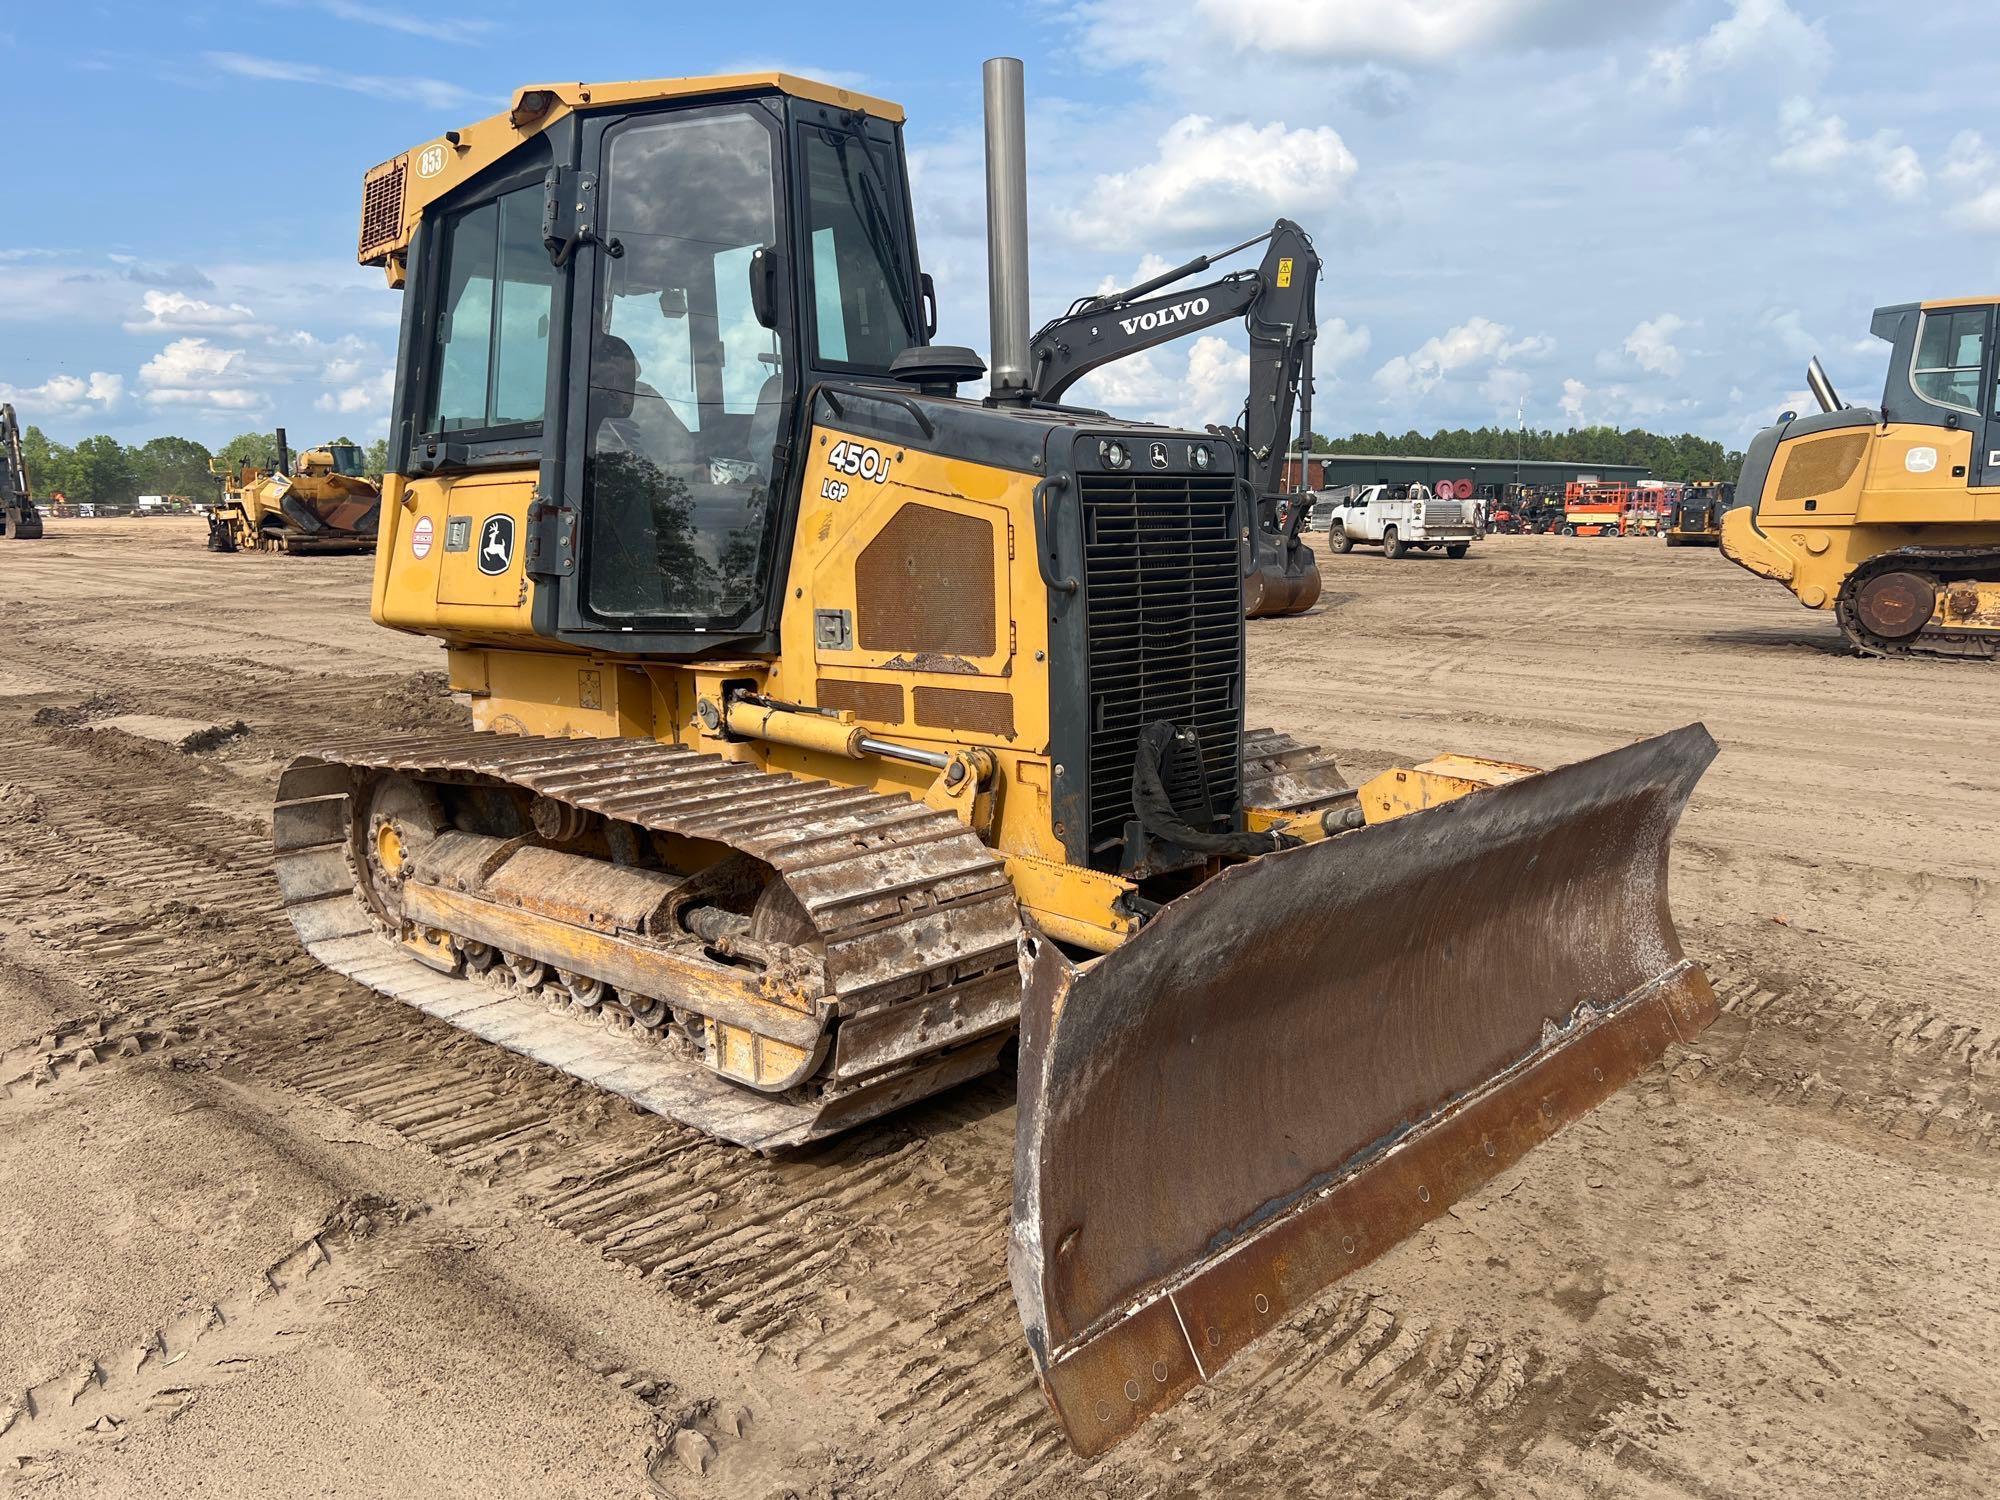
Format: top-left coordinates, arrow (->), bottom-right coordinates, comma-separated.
1905,446 -> 1938,474
410,515 -> 435,559
417,144 -> 448,180
477,515 -> 515,575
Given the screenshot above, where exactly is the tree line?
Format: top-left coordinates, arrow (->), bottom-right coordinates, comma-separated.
1308,426 -> 1742,483
15,420 -> 1743,504
16,428 -> 392,508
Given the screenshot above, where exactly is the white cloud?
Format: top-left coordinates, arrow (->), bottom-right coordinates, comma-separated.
1649,0 -> 1829,95
314,0 -> 493,43
138,337 -> 260,412
316,367 -> 394,417
1772,98 -> 1926,201
1076,0 -> 1673,70
122,289 -> 269,336
1063,115 -> 1357,248
0,370 -> 125,417
1942,132 -> 2000,232
1623,313 -> 1689,377
1319,317 -> 1372,374
1559,377 -> 1590,426
203,51 -> 477,111
1373,316 -> 1551,400
1067,334 -> 1253,430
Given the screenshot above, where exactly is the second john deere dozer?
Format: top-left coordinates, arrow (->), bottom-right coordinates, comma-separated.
277,58 -> 1718,1456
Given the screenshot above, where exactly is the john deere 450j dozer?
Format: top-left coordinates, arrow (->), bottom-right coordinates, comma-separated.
276,60 -> 1717,1455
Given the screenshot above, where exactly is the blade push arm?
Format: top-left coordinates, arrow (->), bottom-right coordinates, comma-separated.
1028,219 -> 1320,500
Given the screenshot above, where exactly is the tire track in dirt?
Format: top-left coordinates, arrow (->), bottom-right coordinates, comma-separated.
0,707 -> 1639,1495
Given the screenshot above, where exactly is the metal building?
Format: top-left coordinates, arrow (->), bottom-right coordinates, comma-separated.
1284,453 -> 1653,491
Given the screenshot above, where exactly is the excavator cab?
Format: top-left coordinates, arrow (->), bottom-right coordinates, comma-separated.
274,62 -> 1722,1458
1724,298 -> 2000,655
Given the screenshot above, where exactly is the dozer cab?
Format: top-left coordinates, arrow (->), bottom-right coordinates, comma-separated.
273,58 -> 1717,1455
1724,303 -> 2000,657
207,428 -> 381,554
2,403 -> 46,541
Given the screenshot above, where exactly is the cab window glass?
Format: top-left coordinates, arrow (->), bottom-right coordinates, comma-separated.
426,186 -> 553,432
802,127 -> 914,370
585,107 -> 788,624
1912,308 -> 1985,414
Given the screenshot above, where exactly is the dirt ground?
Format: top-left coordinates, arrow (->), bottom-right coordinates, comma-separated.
2,515 -> 1994,1498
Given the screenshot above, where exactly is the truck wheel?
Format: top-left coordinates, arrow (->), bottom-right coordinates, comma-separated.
1328,523 -> 1353,554
1561,524 -> 1577,537
1383,527 -> 1405,560
1446,543 -> 1469,558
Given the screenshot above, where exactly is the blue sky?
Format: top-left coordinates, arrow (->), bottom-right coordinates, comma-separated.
4,0 -> 1994,451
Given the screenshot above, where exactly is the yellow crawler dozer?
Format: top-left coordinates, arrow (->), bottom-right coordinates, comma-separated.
1724,302 -> 2000,657
273,59 -> 1718,1455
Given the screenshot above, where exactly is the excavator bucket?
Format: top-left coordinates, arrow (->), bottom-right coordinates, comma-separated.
1243,525 -> 1323,617
1010,724 -> 1718,1457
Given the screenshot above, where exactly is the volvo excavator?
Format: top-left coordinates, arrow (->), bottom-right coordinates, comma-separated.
2,404 -> 46,541
274,59 -> 1717,1456
207,428 -> 381,554
1724,302 -> 2000,657
1031,223 -> 1323,616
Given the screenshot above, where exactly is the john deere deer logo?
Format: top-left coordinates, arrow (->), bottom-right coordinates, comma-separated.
477,515 -> 515,575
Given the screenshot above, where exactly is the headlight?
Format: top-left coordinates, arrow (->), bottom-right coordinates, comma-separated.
1100,439 -> 1131,470
1190,443 -> 1212,471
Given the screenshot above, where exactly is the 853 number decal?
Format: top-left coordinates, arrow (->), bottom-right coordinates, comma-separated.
828,440 -> 890,484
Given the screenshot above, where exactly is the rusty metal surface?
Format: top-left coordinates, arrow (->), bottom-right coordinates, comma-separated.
1009,723 -> 1718,1454
816,677 -> 906,725
271,731 -> 1022,1147
854,503 -> 998,657
1036,962 -> 1717,1457
912,685 -> 1016,738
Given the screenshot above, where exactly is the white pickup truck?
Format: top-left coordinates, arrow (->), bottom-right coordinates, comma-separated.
1320,483 -> 1478,559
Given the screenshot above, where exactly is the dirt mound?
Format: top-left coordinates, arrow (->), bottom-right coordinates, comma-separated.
386,670 -> 468,732
31,691 -> 133,728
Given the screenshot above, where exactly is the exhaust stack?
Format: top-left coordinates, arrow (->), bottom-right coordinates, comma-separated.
274,427 -> 292,477
983,57 -> 1031,402
1806,356 -> 1842,414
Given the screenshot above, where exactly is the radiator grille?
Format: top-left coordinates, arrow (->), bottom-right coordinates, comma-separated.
1078,470 -> 1243,860
358,159 -> 407,265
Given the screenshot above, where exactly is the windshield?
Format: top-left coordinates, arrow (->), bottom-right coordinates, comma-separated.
583,105 -> 789,625
329,445 -> 366,477
801,125 -> 915,370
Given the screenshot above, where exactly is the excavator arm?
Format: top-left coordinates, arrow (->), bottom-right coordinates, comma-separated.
1028,222 -> 1322,616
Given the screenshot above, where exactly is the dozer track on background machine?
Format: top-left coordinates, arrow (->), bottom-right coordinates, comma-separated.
285,57 -> 1721,1456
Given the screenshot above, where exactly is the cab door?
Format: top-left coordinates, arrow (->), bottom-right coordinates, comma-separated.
1977,303 -> 2000,489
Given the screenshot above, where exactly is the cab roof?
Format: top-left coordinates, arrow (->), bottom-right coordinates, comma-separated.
358,73 -> 904,273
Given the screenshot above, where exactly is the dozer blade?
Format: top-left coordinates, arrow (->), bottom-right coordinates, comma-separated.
1010,723 -> 1718,1457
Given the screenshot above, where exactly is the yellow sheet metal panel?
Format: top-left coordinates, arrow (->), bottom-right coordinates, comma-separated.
774,418 -> 1062,864
1859,425 -> 1978,525
374,471 -> 537,637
